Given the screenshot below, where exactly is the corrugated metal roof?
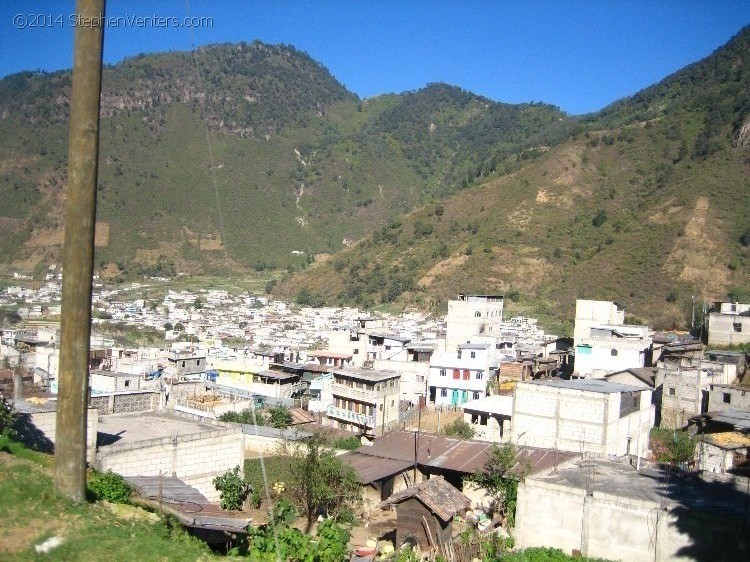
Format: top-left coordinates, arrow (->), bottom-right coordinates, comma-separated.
524,378 -> 644,394
126,476 -> 249,533
339,451 -> 414,484
358,430 -> 577,476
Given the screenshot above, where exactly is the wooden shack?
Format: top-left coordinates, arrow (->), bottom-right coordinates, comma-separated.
379,476 -> 470,550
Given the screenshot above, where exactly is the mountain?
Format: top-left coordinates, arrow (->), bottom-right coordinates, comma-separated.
1,28 -> 749,333
275,27 -> 750,331
0,41 -> 569,279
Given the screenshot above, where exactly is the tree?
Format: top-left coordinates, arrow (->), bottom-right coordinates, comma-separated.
173,322 -> 185,331
651,428 -> 697,466
592,209 -> 608,227
219,408 -> 265,425
163,322 -> 173,331
470,442 -> 530,525
285,436 -> 362,533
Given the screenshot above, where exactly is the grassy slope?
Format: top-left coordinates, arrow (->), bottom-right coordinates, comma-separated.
0,437 -> 215,561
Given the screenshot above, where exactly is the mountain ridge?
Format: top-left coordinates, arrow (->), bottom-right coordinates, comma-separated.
1,30 -> 749,331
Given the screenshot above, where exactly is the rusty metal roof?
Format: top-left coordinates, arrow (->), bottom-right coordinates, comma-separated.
359,430 -> 577,476
339,451 -> 414,484
380,476 -> 471,522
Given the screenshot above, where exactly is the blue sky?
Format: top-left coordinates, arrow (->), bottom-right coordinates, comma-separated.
1,1 -> 749,115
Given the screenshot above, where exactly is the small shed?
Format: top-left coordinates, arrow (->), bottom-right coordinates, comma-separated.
379,476 -> 470,550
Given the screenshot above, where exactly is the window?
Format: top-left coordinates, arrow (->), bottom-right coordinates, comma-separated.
463,370 -> 470,380
197,359 -> 201,366
723,393 -> 731,404
391,400 -> 395,407
733,323 -> 743,333
440,369 -> 446,377
353,348 -> 359,354
440,389 -> 448,397
611,349 -> 618,357
474,391 -> 481,400
453,369 -> 460,380
496,343 -> 502,350
475,311 -> 481,317
181,361 -> 185,368
124,380 -> 130,388
470,351 -> 476,358
476,371 -> 483,380
668,387 -> 676,396
385,345 -> 391,350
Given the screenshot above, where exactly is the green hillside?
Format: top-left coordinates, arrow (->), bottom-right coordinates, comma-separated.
0,42 -> 569,278
275,27 -> 750,331
1,27 -> 749,330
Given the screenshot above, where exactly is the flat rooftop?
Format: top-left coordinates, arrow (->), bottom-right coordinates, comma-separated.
534,460 -> 747,517
524,378 -> 644,394
331,368 -> 401,382
97,411 -> 228,447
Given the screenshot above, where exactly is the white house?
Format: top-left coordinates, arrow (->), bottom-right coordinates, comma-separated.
573,299 -> 626,349
574,324 -> 651,378
428,343 -> 496,407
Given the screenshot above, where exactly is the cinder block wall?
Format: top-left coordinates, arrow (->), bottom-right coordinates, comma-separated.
22,408 -> 99,463
515,476 -> 748,561
95,427 -> 244,502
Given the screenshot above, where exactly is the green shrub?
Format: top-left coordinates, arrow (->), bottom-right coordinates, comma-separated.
443,419 -> 475,439
0,394 -> 17,437
213,466 -> 250,511
332,436 -> 361,450
88,470 -> 133,504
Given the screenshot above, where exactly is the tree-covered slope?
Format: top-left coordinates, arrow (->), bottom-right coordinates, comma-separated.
0,42 -> 572,278
275,28 -> 750,331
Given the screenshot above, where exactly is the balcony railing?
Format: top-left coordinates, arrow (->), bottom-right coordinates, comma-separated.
331,383 -> 378,403
327,405 -> 376,427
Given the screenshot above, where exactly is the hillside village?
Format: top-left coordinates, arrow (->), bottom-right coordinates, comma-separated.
1,273 -> 748,561
1,21 -> 750,562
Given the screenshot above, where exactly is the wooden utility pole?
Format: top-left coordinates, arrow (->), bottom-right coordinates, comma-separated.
54,0 -> 106,502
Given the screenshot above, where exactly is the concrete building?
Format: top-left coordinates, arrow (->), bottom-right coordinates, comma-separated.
657,352 -> 736,429
706,383 -> 750,412
428,343 -> 496,407
445,294 -> 504,350
90,371 -> 143,393
95,411 -> 245,503
573,299 -> 625,349
511,379 -> 654,458
326,368 -> 401,435
707,301 -> 750,346
574,324 -> 652,378
167,348 -> 207,378
514,460 -> 748,561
